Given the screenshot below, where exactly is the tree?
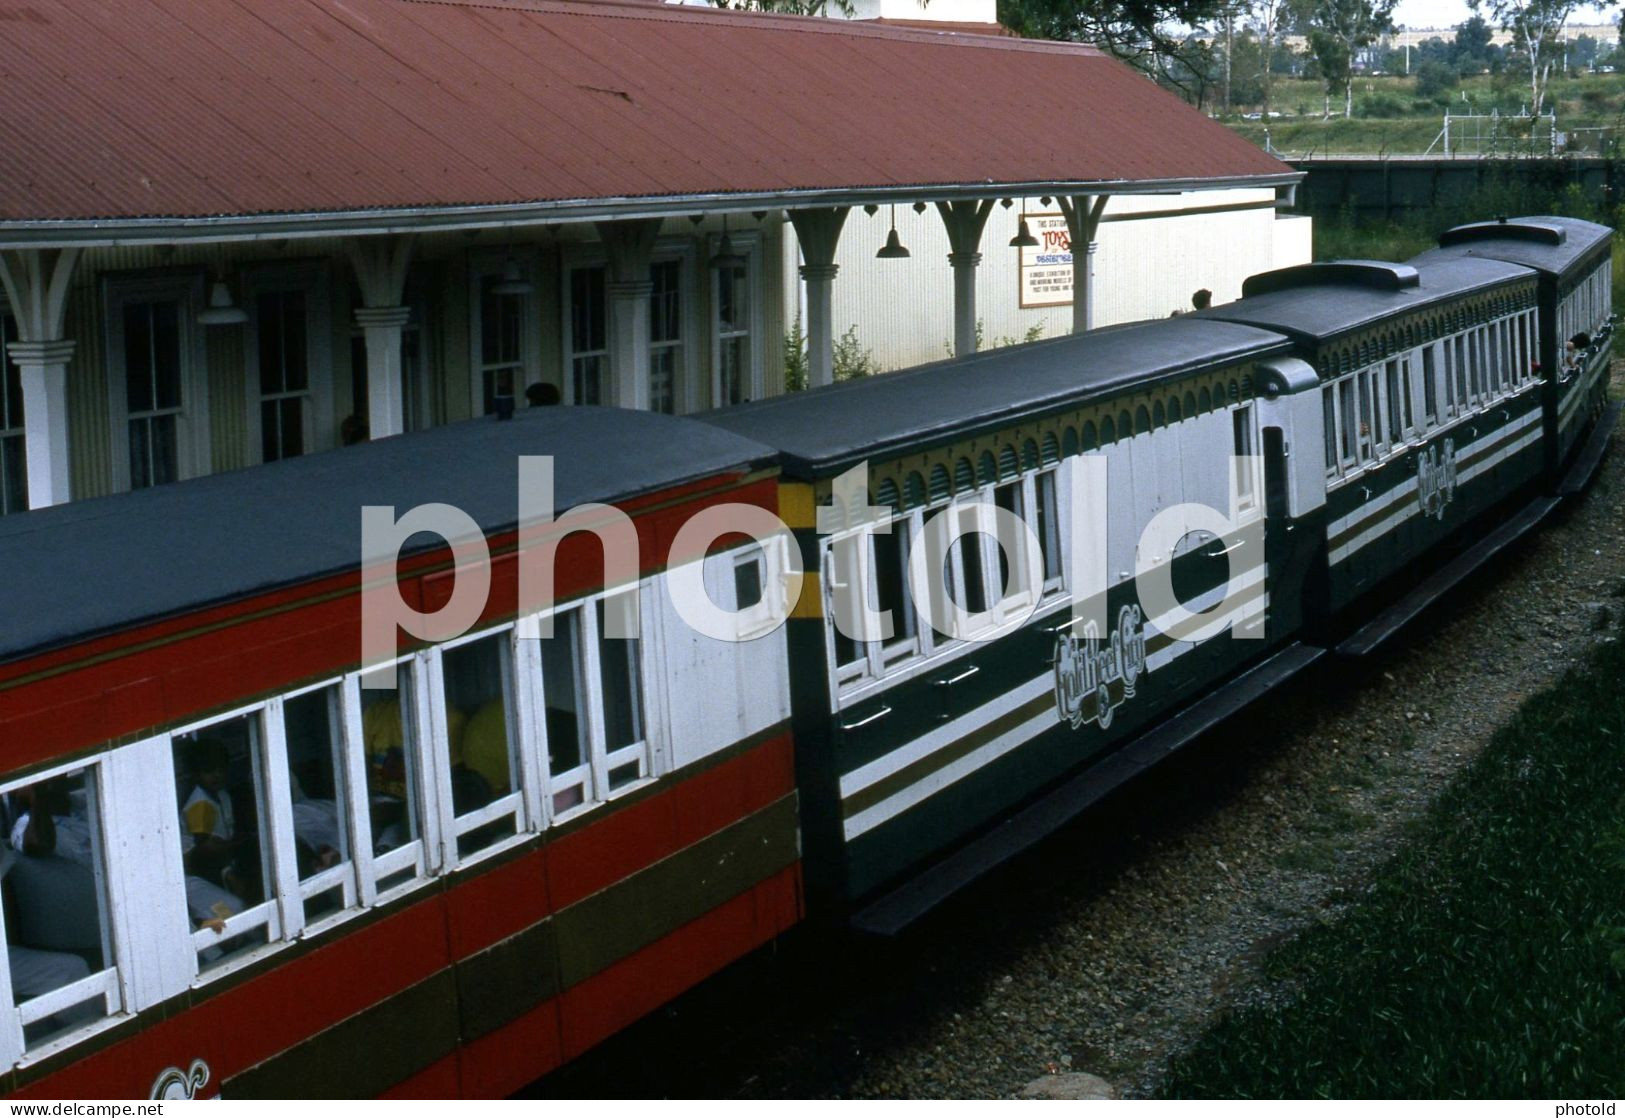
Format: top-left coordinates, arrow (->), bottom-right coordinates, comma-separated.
1246,0 -> 1293,116
1453,13 -> 1495,72
999,0 -> 1230,97
1416,57 -> 1460,96
1290,0 -> 1398,117
1471,0 -> 1581,115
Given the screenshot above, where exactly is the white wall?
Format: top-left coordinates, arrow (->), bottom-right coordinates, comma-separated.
781,192 -> 1314,375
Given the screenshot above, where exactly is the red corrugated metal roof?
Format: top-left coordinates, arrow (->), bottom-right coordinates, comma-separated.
0,0 -> 1291,228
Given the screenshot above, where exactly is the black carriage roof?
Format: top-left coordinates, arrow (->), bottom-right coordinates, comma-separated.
698,317 -> 1291,478
1195,254 -> 1532,344
1414,215 -> 1612,279
0,407 -> 775,663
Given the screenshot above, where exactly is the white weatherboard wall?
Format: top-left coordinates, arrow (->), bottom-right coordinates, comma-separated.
782,192 -> 1313,375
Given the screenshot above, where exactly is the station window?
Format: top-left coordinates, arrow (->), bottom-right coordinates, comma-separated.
568,266 -> 608,406
0,764 -> 123,1055
649,259 -> 684,415
0,309 -> 23,516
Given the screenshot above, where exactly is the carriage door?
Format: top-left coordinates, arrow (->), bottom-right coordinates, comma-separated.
1255,359 -> 1328,641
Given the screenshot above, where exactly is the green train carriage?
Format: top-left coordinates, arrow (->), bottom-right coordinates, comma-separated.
703,318 -> 1331,929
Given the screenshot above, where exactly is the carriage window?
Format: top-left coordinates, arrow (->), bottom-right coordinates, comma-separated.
733,547 -> 765,611
359,664 -> 426,893
1338,379 -> 1357,466
873,522 -> 919,659
1,765 -> 123,1051
1232,405 -> 1256,507
598,593 -> 647,791
947,502 -> 990,620
173,711 -> 275,970
535,593 -> 651,817
992,480 -> 1031,602
282,684 -> 353,925
1323,385 -> 1338,475
1383,361 -> 1403,445
1462,334 -> 1475,407
540,608 -> 591,814
1422,347 -> 1439,426
1033,469 -> 1063,589
439,632 -> 521,858
827,533 -> 869,676
1356,372 -> 1375,460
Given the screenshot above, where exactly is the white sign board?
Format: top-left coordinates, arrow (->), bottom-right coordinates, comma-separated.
1019,211 -> 1075,309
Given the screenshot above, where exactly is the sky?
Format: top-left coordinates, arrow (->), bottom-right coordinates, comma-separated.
1391,0 -> 1616,32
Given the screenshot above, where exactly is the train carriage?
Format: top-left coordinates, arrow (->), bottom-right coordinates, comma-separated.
1199,257 -> 1546,617
1415,216 -> 1615,488
701,318 -> 1331,930
0,406 -> 800,1098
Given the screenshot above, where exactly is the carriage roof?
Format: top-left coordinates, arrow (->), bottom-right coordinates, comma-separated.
1417,215 -> 1613,279
1196,254 -> 1531,344
0,407 -> 775,664
699,316 -> 1290,479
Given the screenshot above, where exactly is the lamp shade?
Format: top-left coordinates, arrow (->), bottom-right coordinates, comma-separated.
197,280 -> 248,326
1009,219 -> 1040,249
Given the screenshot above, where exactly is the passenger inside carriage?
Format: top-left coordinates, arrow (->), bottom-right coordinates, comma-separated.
1,771 -> 113,1039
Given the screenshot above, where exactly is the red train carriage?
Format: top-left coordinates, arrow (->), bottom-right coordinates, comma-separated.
0,406 -> 800,1098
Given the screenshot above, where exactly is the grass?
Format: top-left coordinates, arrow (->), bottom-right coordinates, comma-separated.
1159,624 -> 1625,1098
1224,72 -> 1625,157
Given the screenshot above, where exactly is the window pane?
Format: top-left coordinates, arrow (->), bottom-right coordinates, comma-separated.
150,414 -> 178,487
571,267 -> 606,353
5,767 -> 118,1045
360,667 -> 422,859
258,293 -> 286,396
1322,385 -> 1337,472
123,303 -> 154,414
734,550 -> 763,610
993,481 -> 1027,599
1,316 -> 21,431
540,609 -> 589,811
720,336 -> 747,406
1385,361 -> 1402,437
0,434 -> 24,516
949,505 -> 989,616
572,354 -> 603,407
650,348 -> 676,415
1423,348 -> 1438,424
597,595 -> 644,761
173,713 -> 272,968
1035,471 -> 1061,582
441,633 -> 519,854
150,302 -> 182,411
283,685 -> 349,920
873,525 -> 916,649
650,260 -> 681,343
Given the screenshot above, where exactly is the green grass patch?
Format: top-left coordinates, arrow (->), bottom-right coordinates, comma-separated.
1160,628 -> 1625,1098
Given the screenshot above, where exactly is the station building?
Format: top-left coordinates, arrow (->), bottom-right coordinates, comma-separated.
0,0 -> 1309,515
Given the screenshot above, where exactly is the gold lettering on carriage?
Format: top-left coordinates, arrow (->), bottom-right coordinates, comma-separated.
1053,605 -> 1149,731
1417,437 -> 1459,521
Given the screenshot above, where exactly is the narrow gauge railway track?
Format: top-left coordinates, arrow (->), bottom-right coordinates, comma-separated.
529,370 -> 1624,1101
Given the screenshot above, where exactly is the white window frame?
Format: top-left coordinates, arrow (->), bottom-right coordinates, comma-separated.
347,656 -> 438,905
423,624 -> 537,872
104,272 -> 210,493
0,305 -> 23,516
525,588 -> 658,826
710,230 -> 765,409
1232,403 -> 1259,510
243,262 -> 334,465
0,758 -> 127,1066
468,248 -> 541,418
562,240 -> 698,411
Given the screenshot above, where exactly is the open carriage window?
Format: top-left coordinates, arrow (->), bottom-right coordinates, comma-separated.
280,683 -> 354,927
533,591 -> 654,822
0,765 -> 123,1055
172,712 -> 276,971
357,661 -> 429,895
436,630 -> 523,861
